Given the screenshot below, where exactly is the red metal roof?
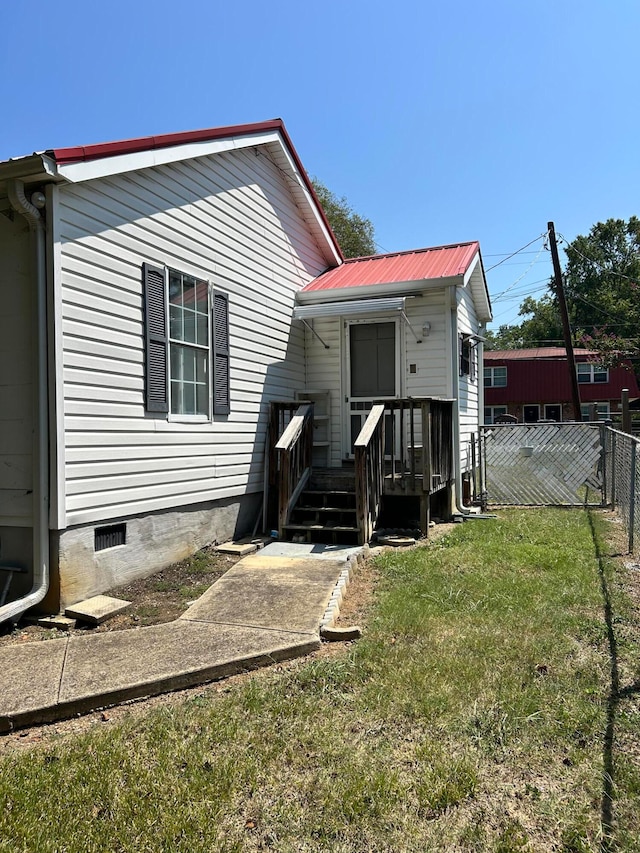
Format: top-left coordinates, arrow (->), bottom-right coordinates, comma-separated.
301,242 -> 480,292
485,347 -> 592,360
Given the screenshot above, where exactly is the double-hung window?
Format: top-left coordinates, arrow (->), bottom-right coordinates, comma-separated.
142,263 -> 230,418
577,362 -> 608,384
484,366 -> 507,387
169,270 -> 210,416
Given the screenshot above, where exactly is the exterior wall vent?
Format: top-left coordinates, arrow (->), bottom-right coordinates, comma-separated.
95,523 -> 126,551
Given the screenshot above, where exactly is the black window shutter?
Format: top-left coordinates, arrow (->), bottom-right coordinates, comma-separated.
212,290 -> 230,415
142,262 -> 169,412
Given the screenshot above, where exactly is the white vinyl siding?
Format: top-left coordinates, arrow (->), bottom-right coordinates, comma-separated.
58,147 -> 327,525
303,316 -> 343,467
302,293 -> 450,466
404,293 -> 448,397
456,284 -> 481,474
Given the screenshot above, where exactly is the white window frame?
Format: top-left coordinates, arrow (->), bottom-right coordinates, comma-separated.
484,405 -> 508,424
484,366 -> 507,388
142,262 -> 230,421
577,362 -> 608,384
580,402 -> 610,421
459,334 -> 477,381
167,268 -> 212,422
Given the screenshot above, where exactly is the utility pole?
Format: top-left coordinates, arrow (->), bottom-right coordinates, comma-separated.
548,221 -> 582,421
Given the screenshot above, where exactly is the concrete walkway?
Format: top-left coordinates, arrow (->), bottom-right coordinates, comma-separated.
0,543 -> 362,733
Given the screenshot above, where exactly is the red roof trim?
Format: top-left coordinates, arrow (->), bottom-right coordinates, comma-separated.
49,119 -> 285,164
48,118 -> 343,263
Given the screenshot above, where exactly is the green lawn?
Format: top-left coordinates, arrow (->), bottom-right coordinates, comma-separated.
1,508 -> 639,852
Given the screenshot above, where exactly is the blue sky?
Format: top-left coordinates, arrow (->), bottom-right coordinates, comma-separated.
2,0 -> 638,331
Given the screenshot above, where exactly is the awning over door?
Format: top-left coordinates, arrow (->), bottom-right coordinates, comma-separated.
292,296 -> 406,320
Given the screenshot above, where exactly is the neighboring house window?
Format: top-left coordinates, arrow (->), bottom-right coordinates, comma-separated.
544,404 -> 562,422
581,402 -> 610,421
484,406 -> 507,424
142,263 -> 230,417
577,362 -> 608,384
484,366 -> 507,387
523,405 -> 539,423
459,334 -> 476,381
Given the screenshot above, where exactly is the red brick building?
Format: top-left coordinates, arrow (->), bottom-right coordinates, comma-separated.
483,348 -> 640,424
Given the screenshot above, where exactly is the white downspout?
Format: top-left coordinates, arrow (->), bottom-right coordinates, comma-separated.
0,180 -> 50,623
449,285 -> 468,516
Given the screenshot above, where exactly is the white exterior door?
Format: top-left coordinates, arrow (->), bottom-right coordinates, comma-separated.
344,318 -> 400,457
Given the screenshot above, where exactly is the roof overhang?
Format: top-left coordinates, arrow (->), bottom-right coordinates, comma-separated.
0,154 -> 62,197
463,252 -> 492,323
293,296 -> 406,320
0,120 -> 342,268
296,277 -> 459,305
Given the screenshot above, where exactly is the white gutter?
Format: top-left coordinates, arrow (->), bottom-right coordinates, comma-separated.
0,180 -> 50,623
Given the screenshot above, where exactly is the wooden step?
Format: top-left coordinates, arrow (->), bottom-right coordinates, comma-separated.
284,522 -> 360,534
295,505 -> 357,514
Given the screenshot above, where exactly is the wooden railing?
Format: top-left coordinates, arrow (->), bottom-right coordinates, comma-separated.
380,398 -> 454,494
274,403 -> 314,538
354,404 -> 385,544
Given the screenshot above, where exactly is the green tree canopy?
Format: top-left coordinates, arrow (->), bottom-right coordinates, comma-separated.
312,179 -> 376,259
488,218 -> 640,371
563,217 -> 640,363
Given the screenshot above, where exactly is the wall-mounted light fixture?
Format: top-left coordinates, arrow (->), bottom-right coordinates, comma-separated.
422,322 -> 431,337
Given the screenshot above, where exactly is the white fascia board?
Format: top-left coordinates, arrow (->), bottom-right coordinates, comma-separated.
464,258 -> 492,323
55,130 -> 283,183
296,275 -> 461,304
269,142 -> 342,268
462,251 -> 480,287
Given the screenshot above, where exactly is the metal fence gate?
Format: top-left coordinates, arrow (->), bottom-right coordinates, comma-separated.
480,422 -> 607,507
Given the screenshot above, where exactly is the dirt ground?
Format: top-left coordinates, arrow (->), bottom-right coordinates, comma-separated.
0,545 -> 242,649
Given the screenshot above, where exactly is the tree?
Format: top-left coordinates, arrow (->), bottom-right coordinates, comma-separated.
485,295 -> 563,350
563,217 -> 640,366
312,179 -> 376,259
491,217 -> 640,372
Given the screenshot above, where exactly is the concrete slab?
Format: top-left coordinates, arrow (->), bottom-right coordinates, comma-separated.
182,557 -> 343,633
37,615 -> 76,630
0,637 -> 69,731
58,621 -> 318,714
65,595 -> 131,625
261,541 -> 362,561
216,542 -> 258,556
228,554 -> 345,582
0,539 -> 361,731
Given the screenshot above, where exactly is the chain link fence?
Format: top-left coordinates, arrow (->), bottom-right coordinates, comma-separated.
477,423 -> 639,556
604,428 -> 639,554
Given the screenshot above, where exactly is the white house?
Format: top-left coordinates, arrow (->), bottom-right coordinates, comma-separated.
0,119 -> 491,622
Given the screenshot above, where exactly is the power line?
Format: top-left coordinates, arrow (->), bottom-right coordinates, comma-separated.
492,278 -> 549,301
485,232 -> 548,272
